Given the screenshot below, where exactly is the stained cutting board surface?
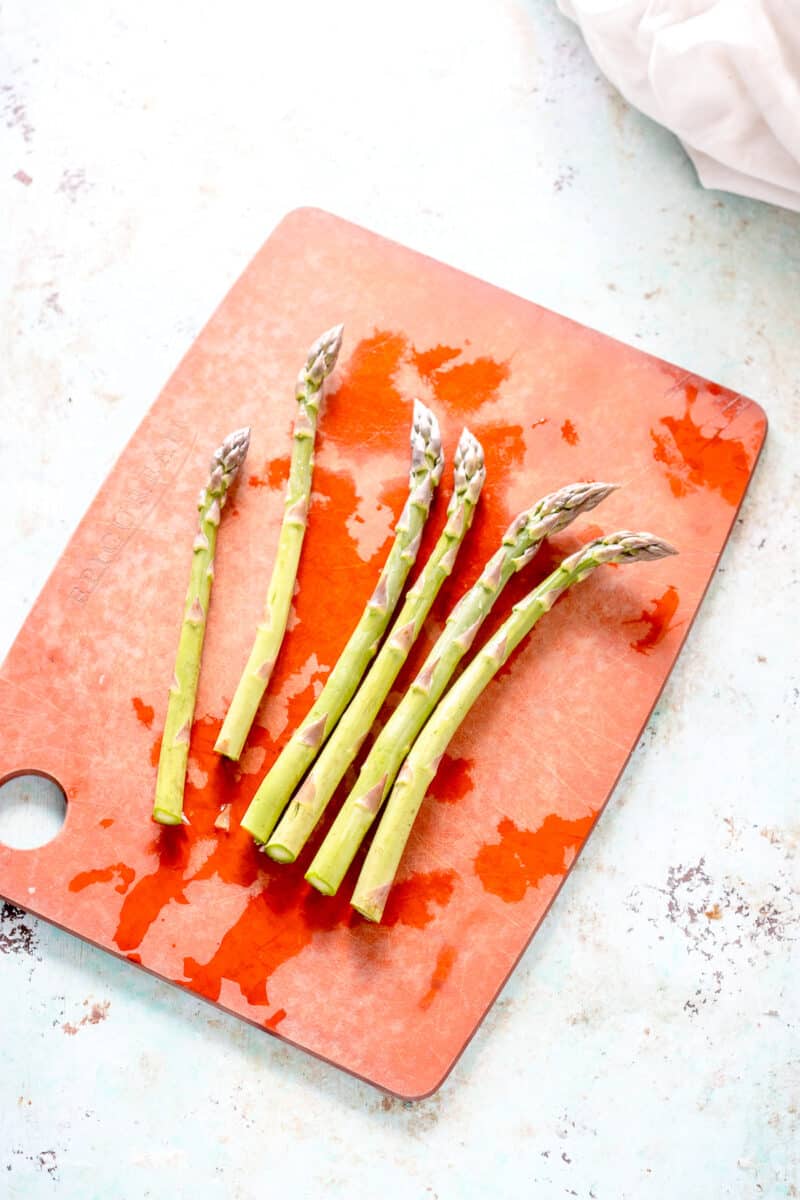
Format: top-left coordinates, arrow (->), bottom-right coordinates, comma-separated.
0,208 -> 766,1097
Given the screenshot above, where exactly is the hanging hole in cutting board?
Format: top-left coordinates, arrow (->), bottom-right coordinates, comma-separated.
0,773 -> 67,849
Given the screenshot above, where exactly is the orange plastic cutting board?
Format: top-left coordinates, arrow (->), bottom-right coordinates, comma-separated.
0,208 -> 766,1097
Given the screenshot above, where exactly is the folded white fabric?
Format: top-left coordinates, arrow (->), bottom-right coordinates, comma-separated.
557,0 -> 800,211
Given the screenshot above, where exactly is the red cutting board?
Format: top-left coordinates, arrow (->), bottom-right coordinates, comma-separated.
0,208 -> 766,1098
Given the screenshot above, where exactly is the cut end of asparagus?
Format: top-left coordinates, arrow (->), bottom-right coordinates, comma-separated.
214,736 -> 237,761
239,812 -> 262,840
152,807 -> 184,826
305,870 -> 336,896
264,842 -> 296,864
410,399 -> 445,486
303,322 -> 345,388
351,882 -> 391,922
351,902 -> 381,923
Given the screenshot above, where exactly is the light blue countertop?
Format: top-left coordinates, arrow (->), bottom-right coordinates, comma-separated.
2,1 -> 798,1196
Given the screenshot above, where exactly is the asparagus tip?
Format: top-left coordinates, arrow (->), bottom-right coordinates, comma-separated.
410,399 -> 445,484
451,427 -> 487,506
305,322 -> 345,386
455,425 -> 483,465
210,426 -> 251,486
564,479 -> 619,510
318,321 -> 345,366
606,531 -> 678,561
568,530 -> 678,571
510,479 -> 618,545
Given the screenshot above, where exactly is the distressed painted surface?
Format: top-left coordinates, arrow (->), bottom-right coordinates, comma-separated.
1,0 -> 798,1195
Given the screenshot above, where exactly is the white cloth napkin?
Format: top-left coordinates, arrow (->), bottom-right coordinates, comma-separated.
557,0 -> 800,212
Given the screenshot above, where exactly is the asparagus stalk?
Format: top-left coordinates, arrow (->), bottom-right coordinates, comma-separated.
153,426 -> 251,825
214,324 -> 344,762
264,428 -> 487,863
306,479 -> 617,895
352,531 -> 678,921
240,400 -> 445,845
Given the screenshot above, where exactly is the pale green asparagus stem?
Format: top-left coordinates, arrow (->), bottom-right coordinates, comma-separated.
214,324 -> 344,762
306,479 -> 617,895
240,400 -> 445,845
153,427 -> 251,825
352,530 -> 678,921
264,428 -> 486,863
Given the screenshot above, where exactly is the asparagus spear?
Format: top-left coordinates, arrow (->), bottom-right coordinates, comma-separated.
153,426 -> 251,825
240,400 -> 445,845
352,531 -> 678,921
264,428 -> 487,863
214,324 -> 344,762
306,479 -> 617,895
